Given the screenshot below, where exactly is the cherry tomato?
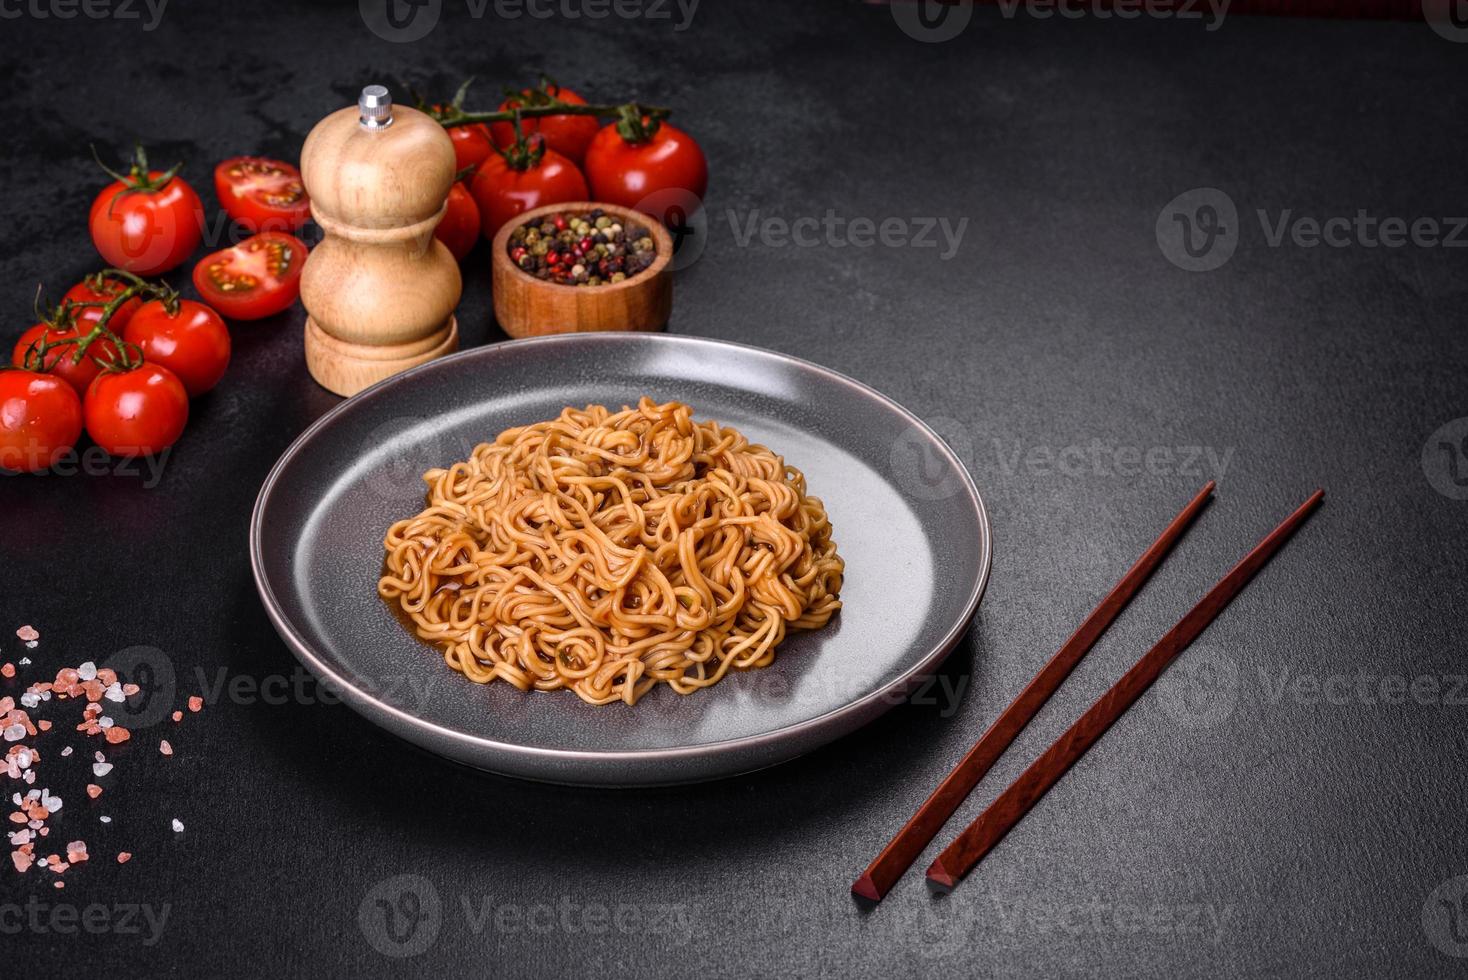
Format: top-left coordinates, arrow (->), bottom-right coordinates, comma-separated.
445,121 -> 494,174
583,122 -> 709,225
12,323 -> 122,397
214,157 -> 310,232
434,183 -> 481,263
63,274 -> 143,333
0,370 -> 83,473
490,86 -> 600,166
192,232 -> 308,321
89,165 -> 204,276
84,364 -> 189,457
469,149 -> 589,242
122,300 -> 231,398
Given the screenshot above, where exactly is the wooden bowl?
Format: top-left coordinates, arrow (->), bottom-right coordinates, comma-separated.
491,202 -> 673,339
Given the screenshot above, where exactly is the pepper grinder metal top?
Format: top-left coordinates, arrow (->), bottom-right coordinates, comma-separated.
358,84 -> 393,129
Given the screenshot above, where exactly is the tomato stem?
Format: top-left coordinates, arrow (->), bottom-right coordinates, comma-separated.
65,272 -> 176,371
496,109 -> 547,172
446,100 -> 671,129
92,143 -> 185,217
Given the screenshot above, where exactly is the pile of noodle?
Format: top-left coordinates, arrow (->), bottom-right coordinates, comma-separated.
378,398 -> 844,705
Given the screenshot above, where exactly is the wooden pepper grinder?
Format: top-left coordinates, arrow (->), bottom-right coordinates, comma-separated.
299,85 -> 461,397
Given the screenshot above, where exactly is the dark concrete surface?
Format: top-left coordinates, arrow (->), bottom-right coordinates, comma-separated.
2,1 -> 1465,976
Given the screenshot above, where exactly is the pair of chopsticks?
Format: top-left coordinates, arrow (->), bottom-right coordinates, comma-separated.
853,482 -> 1324,901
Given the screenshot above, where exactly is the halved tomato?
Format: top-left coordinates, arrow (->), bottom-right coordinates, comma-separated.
191,232 -> 308,321
214,157 -> 311,232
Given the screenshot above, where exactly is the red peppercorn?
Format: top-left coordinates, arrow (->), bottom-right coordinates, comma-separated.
547,251 -> 561,265
554,215 -> 567,231
510,246 -> 527,262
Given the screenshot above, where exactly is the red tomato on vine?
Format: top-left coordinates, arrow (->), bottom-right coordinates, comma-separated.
469,142 -> 589,242
64,273 -> 143,333
435,182 -> 482,262
12,321 -> 121,397
84,363 -> 189,457
0,370 -> 83,473
123,299 -> 232,398
583,120 -> 708,226
88,144 -> 204,276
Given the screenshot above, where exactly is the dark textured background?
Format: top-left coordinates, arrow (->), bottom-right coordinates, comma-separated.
3,1 -> 1466,976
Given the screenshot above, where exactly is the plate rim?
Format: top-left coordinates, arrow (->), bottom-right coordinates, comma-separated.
249,332 -> 992,772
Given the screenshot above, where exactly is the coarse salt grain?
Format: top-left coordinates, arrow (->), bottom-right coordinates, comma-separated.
99,816 -> 110,824
188,696 -> 203,712
159,740 -> 172,757
171,819 -> 183,833
92,762 -> 112,778
15,626 -> 37,643
77,663 -> 96,682
116,852 -> 131,864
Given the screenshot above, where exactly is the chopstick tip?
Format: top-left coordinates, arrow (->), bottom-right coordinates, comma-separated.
850,874 -> 883,903
925,860 -> 957,891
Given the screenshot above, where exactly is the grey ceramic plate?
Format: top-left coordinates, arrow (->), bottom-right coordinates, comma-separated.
250,334 -> 991,786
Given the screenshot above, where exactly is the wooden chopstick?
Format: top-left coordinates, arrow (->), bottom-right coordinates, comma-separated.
851,482 -> 1216,903
926,489 -> 1326,890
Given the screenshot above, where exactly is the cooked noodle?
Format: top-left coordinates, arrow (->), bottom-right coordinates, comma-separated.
378,398 -> 844,705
